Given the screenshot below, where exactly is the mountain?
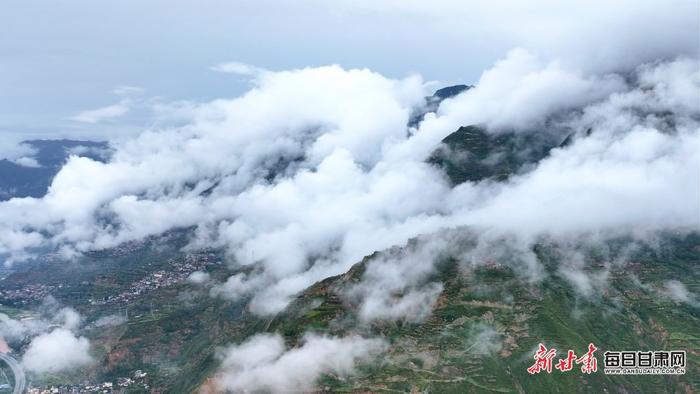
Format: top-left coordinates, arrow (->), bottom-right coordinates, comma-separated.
223,231 -> 700,393
3,227 -> 697,392
410,84 -> 473,127
428,125 -> 564,184
0,140 -> 109,201
0,106 -> 697,392
433,85 -> 471,100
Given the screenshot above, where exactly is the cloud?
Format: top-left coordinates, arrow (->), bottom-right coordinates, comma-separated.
113,85 -> 145,96
430,48 -> 626,132
345,235 -> 456,322
0,301 -> 83,343
12,156 -> 41,168
458,233 -> 544,283
52,306 -> 82,331
355,283 -> 443,323
558,264 -> 609,299
447,59 -> 699,237
466,323 -> 503,355
70,85 -> 147,124
331,0 -> 699,74
464,129 -> 697,234
187,270 -> 211,284
90,314 -> 127,328
21,328 -> 93,374
3,0 -> 697,150
0,299 -> 93,375
210,272 -> 266,302
214,333 -> 386,393
71,103 -> 129,123
0,314 -> 46,343
210,61 -> 268,77
0,141 -> 37,162
65,144 -> 112,161
0,52 -> 696,316
662,280 -> 699,308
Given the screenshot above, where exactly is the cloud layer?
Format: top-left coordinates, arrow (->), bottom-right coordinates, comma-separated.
0,298 -> 93,375
0,50 -> 697,317
21,328 -> 93,374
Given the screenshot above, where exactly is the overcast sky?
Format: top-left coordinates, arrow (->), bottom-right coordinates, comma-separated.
1,0 -> 698,143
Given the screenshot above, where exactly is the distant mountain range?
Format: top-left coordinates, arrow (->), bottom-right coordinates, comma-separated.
0,140 -> 108,201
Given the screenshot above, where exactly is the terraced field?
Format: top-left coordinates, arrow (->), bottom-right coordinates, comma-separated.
3,227 -> 697,392
231,232 -> 700,393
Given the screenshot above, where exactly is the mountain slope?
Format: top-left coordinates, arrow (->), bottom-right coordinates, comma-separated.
1,114 -> 696,393
207,232 -> 699,393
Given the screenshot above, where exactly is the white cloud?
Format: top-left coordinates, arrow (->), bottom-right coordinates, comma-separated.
0,301 -> 92,375
662,280 -> 699,307
0,141 -> 37,162
210,61 -> 268,77
0,53 -> 696,317
345,235 -> 455,322
90,314 -> 127,328
458,232 -> 544,283
53,307 -> 82,331
331,0 -> 699,74
447,59 -> 699,237
12,156 -> 40,168
113,85 -> 145,96
21,328 -> 93,374
71,103 -> 129,123
215,333 -> 386,393
0,314 -> 45,343
558,264 -> 609,299
433,48 -> 626,131
71,85 -> 147,124
454,129 -> 698,236
187,270 -> 211,285
466,323 -> 503,355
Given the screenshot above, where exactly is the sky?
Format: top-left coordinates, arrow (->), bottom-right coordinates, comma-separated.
0,0 -> 498,141
1,0 -> 697,144
0,1 -> 698,384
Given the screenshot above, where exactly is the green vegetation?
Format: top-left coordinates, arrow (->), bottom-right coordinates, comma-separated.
3,128 -> 697,393
5,231 -> 698,393
239,232 -> 700,393
427,125 -> 560,184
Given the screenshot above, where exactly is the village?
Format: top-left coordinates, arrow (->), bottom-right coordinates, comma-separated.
27,370 -> 149,393
0,284 -> 59,306
0,252 -> 219,308
88,253 -> 215,307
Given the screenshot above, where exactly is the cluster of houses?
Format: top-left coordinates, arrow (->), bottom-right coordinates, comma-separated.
27,370 -> 149,393
89,253 -> 218,306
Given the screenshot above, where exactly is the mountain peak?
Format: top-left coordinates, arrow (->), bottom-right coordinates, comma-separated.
433,84 -> 472,100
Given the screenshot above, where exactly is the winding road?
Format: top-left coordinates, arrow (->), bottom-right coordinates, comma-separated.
0,353 -> 25,394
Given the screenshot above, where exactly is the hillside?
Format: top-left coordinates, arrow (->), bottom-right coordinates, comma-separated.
246,231 -> 699,393
1,117 -> 697,392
